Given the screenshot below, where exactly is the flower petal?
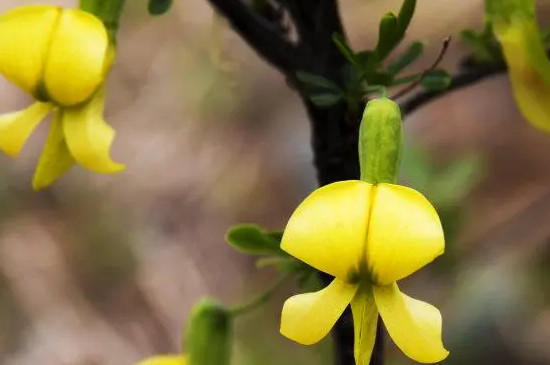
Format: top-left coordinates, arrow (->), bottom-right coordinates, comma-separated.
33,112 -> 75,190
487,0 -> 550,133
62,87 -> 125,173
374,283 -> 448,363
281,181 -> 373,280
366,184 -> 444,285
280,278 -> 357,345
0,5 -> 59,94
350,286 -> 378,365
0,102 -> 52,156
135,355 -> 187,365
44,9 -> 108,106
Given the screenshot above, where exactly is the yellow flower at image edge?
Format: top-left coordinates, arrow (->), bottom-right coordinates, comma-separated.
135,355 -> 187,365
487,0 -> 550,133
280,181 -> 449,364
0,5 -> 124,190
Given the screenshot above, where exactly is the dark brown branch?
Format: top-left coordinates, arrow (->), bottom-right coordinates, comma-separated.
401,60 -> 507,115
206,0 -> 298,71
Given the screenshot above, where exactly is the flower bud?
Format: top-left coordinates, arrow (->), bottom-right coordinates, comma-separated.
358,98 -> 403,184
186,299 -> 232,365
0,5 -> 109,107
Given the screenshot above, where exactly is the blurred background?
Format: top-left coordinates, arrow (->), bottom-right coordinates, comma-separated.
1,0 -> 550,364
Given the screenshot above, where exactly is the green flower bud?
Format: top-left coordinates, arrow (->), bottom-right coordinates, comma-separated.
358,98 -> 403,184
186,299 -> 232,365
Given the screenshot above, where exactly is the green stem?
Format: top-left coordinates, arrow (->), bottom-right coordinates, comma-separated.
79,0 -> 127,40
229,274 -> 290,317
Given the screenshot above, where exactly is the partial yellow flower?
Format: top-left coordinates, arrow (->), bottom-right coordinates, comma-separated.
279,181 -> 448,364
135,355 -> 187,365
0,5 -> 124,189
486,0 -> 550,133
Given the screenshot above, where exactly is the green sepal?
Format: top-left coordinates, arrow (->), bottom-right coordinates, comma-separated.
225,224 -> 281,255
358,98 -> 403,184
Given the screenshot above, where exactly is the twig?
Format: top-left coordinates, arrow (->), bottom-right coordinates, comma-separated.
391,36 -> 452,100
401,60 -> 507,115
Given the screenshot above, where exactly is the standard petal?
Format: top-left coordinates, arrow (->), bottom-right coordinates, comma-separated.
281,181 -> 372,280
374,283 -> 448,363
62,88 -> 125,173
32,112 -> 75,190
366,184 -> 444,285
350,286 -> 378,365
0,5 -> 59,94
44,9 -> 108,106
135,355 -> 187,365
280,278 -> 357,345
0,102 -> 52,156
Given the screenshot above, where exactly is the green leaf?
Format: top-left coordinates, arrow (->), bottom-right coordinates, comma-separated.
310,92 -> 343,107
296,71 -> 340,90
376,12 -> 399,59
332,33 -> 359,68
420,69 -> 451,91
226,224 -> 280,255
391,74 -> 421,86
148,0 -> 173,15
366,70 -> 393,86
388,41 -> 424,74
356,50 -> 373,67
396,0 -> 417,41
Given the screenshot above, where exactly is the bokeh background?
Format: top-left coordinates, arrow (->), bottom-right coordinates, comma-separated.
1,0 -> 550,364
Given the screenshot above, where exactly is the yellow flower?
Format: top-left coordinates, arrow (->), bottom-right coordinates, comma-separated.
279,181 -> 449,364
486,0 -> 550,133
0,5 -> 124,190
135,355 -> 187,365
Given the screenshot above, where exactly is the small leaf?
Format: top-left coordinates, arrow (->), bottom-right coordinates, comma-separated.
226,224 -> 280,255
420,69 -> 451,91
310,92 -> 343,107
376,12 -> 399,59
396,0 -> 417,41
332,33 -> 359,68
391,74 -> 420,86
356,50 -> 373,67
148,0 -> 173,16
366,70 -> 393,86
296,71 -> 340,90
266,231 -> 283,243
388,41 -> 424,74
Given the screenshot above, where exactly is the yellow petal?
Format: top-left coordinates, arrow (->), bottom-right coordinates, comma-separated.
366,184 -> 444,285
0,102 -> 52,156
44,9 -> 108,106
280,278 -> 357,345
487,0 -> 550,132
374,283 -> 448,363
135,355 -> 187,365
281,181 -> 372,280
32,111 -> 75,190
62,87 -> 125,173
498,21 -> 550,132
350,286 -> 378,365
0,5 -> 59,95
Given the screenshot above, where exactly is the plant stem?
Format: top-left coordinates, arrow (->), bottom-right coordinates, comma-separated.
229,274 -> 290,317
79,0 -> 127,40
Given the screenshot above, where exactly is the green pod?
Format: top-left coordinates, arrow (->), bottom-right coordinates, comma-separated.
358,98 -> 403,184
186,299 -> 232,365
